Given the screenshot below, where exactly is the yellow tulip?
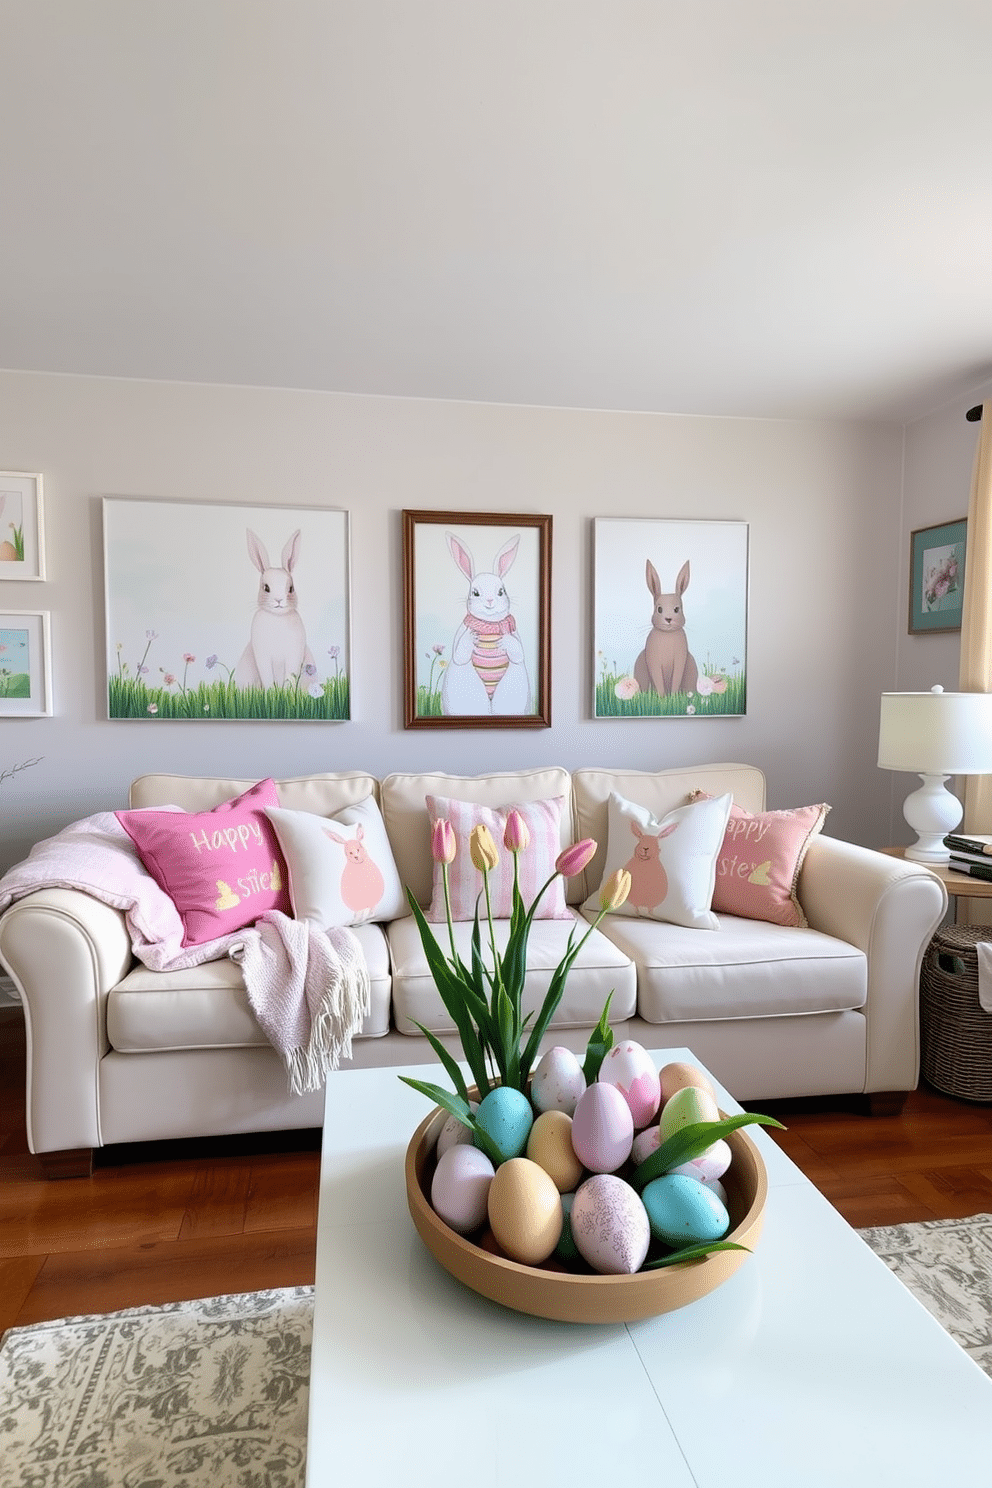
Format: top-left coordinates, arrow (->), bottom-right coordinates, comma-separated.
469,823 -> 499,873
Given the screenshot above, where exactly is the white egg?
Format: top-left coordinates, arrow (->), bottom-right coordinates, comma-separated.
531,1046 -> 587,1115
598,1040 -> 662,1129
435,1102 -> 479,1159
430,1144 -> 495,1234
570,1174 -> 651,1275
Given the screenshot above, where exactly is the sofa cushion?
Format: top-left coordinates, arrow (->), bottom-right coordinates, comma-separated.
386,911 -> 637,1035
128,771 -> 380,814
380,768 -> 574,907
116,779 -> 292,946
425,794 -> 572,922
107,921 -> 391,1050
266,797 -> 406,928
595,912 -> 866,1022
584,791 -> 731,930
690,791 -> 830,928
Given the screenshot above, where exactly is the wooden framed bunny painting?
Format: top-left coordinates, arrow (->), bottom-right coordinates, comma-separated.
102,497 -> 351,720
593,517 -> 748,719
403,510 -> 552,728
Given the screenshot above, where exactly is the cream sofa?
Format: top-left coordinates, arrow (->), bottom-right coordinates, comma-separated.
0,762 -> 947,1176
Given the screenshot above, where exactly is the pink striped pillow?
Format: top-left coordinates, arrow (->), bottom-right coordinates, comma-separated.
425,795 -> 572,921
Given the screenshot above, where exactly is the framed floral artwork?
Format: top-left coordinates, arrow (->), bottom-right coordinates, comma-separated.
0,472 -> 45,580
103,497 -> 351,720
593,517 -> 749,718
402,510 -> 552,729
909,518 -> 966,634
0,610 -> 52,716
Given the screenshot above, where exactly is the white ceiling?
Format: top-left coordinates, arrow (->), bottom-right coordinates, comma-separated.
3,1 -> 992,423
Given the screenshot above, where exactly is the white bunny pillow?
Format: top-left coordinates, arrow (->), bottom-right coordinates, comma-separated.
584,790 -> 732,930
265,796 -> 406,930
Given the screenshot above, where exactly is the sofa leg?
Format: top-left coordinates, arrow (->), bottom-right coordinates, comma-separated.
37,1147 -> 94,1179
865,1091 -> 909,1117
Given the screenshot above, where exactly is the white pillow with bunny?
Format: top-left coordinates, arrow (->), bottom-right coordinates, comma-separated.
584,790 -> 732,930
265,797 -> 406,930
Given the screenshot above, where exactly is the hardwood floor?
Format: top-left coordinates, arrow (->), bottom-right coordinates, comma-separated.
4,1005 -> 992,1333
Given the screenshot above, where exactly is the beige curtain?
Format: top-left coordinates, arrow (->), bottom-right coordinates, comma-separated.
956,401 -> 992,921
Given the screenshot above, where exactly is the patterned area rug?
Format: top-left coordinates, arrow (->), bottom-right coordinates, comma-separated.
858,1212 -> 992,1378
0,1286 -> 314,1488
3,1217 -> 992,1486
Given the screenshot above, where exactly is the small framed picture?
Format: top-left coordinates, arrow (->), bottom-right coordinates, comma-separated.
909,518 -> 966,634
0,472 -> 45,581
0,610 -> 53,716
402,510 -> 552,728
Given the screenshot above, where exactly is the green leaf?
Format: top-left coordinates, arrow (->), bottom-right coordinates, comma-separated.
642,1240 -> 752,1270
581,993 -> 615,1084
408,1024 -> 473,1104
631,1113 -> 786,1193
398,1077 -> 474,1126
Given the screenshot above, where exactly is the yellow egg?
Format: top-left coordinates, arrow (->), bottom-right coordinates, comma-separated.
526,1109 -> 585,1193
487,1157 -> 563,1265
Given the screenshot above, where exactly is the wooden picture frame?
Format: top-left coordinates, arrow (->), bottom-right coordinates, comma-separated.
909,518 -> 966,634
403,510 -> 552,729
103,497 -> 351,720
0,472 -> 45,581
0,610 -> 52,716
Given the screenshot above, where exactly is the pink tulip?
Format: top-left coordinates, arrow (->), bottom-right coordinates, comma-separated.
555,838 -> 597,878
431,818 -> 457,865
503,809 -> 531,854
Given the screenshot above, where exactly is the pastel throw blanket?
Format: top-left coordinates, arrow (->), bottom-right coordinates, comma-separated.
0,812 -> 370,1091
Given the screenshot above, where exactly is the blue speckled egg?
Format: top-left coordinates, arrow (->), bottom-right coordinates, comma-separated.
474,1086 -> 534,1163
641,1173 -> 730,1248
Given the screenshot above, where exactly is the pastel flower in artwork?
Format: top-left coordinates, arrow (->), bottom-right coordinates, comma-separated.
328,645 -> 340,659
307,684 -> 323,698
503,809 -> 530,854
183,653 -> 195,664
163,672 -> 176,686
147,703 -> 158,714
697,675 -> 715,696
146,630 -> 158,640
431,817 -> 457,865
614,676 -> 640,701
304,663 -> 317,677
469,823 -> 500,873
556,839 -> 597,879
206,654 -> 218,669
686,704 -> 696,715
432,643 -> 445,656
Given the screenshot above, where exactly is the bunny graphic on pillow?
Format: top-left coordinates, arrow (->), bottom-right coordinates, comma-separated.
624,820 -> 679,912
323,824 -> 385,916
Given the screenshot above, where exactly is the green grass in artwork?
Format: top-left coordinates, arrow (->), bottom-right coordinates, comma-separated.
595,668 -> 746,718
108,673 -> 350,721
416,683 -> 444,717
0,671 -> 30,699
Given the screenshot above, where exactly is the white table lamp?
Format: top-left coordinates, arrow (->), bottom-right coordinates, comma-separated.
878,686 -> 992,862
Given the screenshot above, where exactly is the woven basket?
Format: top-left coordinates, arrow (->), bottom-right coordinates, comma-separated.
921,924 -> 992,1101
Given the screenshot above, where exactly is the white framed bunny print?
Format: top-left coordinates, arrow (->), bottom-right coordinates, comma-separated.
0,472 -> 45,581
402,509 -> 552,728
593,517 -> 749,719
102,497 -> 351,721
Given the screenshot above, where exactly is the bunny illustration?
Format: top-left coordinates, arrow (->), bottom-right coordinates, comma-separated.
633,559 -> 699,697
623,820 -> 679,912
323,824 -> 385,915
234,528 -> 315,689
440,532 -> 532,716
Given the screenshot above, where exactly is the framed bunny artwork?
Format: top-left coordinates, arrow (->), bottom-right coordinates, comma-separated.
402,510 -> 552,729
102,497 -> 351,720
0,472 -> 45,581
593,517 -> 749,719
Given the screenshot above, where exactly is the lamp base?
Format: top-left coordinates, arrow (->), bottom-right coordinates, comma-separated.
902,773 -> 962,863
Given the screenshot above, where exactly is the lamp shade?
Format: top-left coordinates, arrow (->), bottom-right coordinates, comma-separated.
878,687 -> 992,776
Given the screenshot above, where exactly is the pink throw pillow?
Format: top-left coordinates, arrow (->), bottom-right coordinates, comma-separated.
690,792 -> 830,928
425,795 -> 572,922
116,778 -> 292,946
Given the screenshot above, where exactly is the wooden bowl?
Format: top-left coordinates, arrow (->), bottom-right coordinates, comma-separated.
405,1104 -> 768,1325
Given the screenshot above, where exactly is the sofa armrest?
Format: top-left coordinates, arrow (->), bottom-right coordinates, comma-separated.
0,889 -> 133,1153
798,836 -> 948,1093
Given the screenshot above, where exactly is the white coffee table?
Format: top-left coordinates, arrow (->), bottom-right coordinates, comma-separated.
307,1048 -> 992,1486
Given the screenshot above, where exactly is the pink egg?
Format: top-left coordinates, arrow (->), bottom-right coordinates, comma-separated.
570,1174 -> 650,1274
570,1081 -> 634,1173
430,1144 -> 495,1234
598,1040 -> 661,1129
631,1125 -> 661,1166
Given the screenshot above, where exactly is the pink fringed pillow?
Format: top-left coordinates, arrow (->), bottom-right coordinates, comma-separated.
425,795 -> 572,922
116,778 -> 292,946
690,791 -> 830,928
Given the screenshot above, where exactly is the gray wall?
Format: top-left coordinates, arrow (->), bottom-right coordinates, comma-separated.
0,365 -> 954,870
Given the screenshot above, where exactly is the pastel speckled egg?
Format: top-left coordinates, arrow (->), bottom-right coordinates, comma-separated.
526,1109 -> 585,1193
669,1138 -> 732,1184
435,1102 -> 479,1159
631,1124 -> 661,1167
430,1144 -> 495,1234
571,1082 -> 634,1173
530,1046 -> 587,1115
487,1157 -> 563,1264
570,1174 -> 651,1275
659,1060 -> 716,1105
598,1040 -> 661,1129
474,1086 -> 534,1163
658,1084 -> 721,1143
641,1173 -> 730,1248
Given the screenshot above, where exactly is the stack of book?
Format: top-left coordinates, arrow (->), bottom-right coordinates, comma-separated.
944,831 -> 992,881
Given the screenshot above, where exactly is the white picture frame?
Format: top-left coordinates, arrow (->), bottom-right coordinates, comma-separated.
0,610 -> 53,716
0,472 -> 46,581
